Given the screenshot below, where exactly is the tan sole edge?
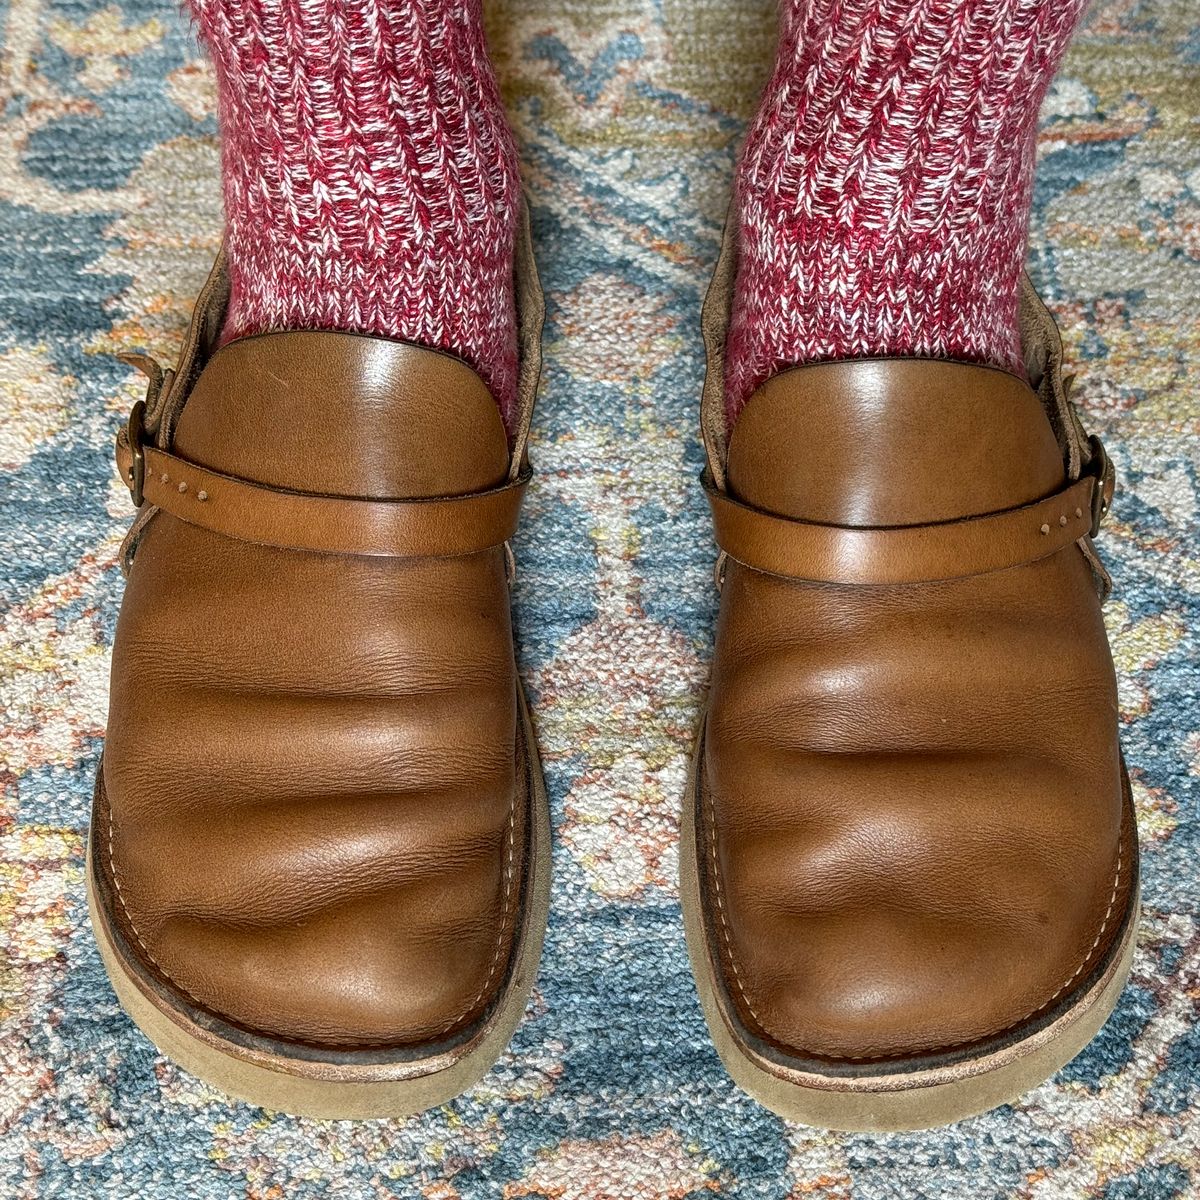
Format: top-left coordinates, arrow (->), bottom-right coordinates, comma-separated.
87,688 -> 552,1120
680,724 -> 1140,1132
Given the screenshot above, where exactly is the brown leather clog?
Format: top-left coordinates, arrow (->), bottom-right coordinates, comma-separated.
88,207 -> 550,1118
681,218 -> 1138,1131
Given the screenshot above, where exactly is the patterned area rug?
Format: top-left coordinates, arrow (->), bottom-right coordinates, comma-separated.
1,1 -> 1197,1196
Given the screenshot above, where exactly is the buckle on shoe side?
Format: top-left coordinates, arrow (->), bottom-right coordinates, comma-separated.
1086,434 -> 1114,539
116,352 -> 169,509
125,399 -> 147,507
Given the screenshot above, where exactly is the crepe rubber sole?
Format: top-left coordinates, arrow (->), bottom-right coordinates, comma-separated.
680,719 -> 1140,1132
87,687 -> 551,1120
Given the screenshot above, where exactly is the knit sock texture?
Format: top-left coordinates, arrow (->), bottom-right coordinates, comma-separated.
724,0 -> 1088,423
191,0 -> 521,426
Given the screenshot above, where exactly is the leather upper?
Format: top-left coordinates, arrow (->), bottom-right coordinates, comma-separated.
100,323 -> 531,1049
700,356 -> 1133,1064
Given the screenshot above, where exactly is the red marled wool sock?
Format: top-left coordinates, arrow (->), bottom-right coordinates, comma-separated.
724,0 -> 1089,423
191,0 -> 521,427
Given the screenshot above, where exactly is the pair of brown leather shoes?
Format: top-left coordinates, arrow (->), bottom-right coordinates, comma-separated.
90,204 -> 1136,1128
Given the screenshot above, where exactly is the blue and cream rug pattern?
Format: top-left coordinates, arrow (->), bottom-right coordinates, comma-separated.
1,0 -> 1197,1195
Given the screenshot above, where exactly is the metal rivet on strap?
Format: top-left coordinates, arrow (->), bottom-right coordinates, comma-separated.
1075,507 -> 1083,519
1059,514 -> 1068,526
1040,523 -> 1051,535
197,490 -> 208,502
160,472 -> 169,484
178,482 -> 188,494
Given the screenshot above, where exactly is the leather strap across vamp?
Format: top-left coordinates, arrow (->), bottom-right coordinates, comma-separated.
88,208 -> 551,1119
680,218 -> 1139,1131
